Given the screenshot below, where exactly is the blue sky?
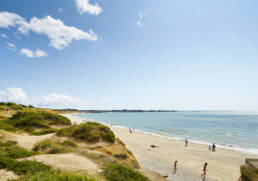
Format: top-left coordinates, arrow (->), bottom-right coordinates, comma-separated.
1,0 -> 258,110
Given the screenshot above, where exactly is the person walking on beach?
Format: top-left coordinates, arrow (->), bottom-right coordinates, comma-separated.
208,144 -> 212,151
173,160 -> 178,174
201,162 -> 208,179
185,138 -> 188,147
212,143 -> 216,152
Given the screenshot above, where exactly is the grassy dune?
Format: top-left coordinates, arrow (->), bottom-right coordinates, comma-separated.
0,102 -> 149,181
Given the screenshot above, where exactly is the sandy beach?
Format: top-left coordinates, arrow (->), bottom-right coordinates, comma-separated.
65,114 -> 258,181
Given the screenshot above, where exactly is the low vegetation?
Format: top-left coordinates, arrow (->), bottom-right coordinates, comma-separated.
57,122 -> 115,143
240,165 -> 258,181
17,171 -> 96,181
0,140 -> 50,175
31,128 -> 58,135
33,139 -> 77,154
7,111 -> 71,131
104,163 -> 149,181
0,140 -> 35,159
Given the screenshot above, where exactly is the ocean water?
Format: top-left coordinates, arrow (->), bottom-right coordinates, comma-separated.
75,111 -> 258,155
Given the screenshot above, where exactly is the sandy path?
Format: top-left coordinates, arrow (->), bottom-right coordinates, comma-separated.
24,153 -> 101,175
15,133 -> 55,150
66,114 -> 258,181
0,170 -> 18,181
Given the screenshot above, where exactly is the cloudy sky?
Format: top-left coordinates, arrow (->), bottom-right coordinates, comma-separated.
1,0 -> 258,110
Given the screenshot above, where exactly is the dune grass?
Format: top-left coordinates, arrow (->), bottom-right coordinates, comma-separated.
103,163 -> 149,181
240,165 -> 258,181
57,122 -> 115,143
0,156 -> 51,175
17,171 -> 96,181
0,140 -> 35,159
31,128 -> 58,135
33,139 -> 77,154
7,111 -> 71,131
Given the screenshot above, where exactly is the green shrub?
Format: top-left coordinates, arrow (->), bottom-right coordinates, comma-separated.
0,120 -> 17,131
0,140 -> 35,159
18,171 -> 96,181
0,102 -> 26,110
31,128 -> 58,135
8,111 -> 71,131
57,122 -> 115,143
62,140 -> 77,148
104,163 -> 149,181
0,157 -> 51,175
0,157 -> 16,169
11,160 -> 51,175
241,165 -> 258,181
33,139 -> 66,154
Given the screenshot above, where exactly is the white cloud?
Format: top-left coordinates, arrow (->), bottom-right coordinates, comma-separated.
20,48 -> 48,58
35,49 -> 48,57
103,98 -> 110,102
58,8 -> 64,13
7,42 -> 16,48
6,42 -> 16,51
19,15 -> 98,50
0,87 -> 89,109
74,0 -> 102,16
36,93 -> 87,109
0,11 -> 98,50
1,33 -> 7,38
137,12 -> 145,28
0,11 -> 25,28
0,88 -> 27,103
20,48 -> 35,58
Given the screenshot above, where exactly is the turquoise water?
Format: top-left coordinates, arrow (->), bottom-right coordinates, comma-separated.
75,111 -> 258,154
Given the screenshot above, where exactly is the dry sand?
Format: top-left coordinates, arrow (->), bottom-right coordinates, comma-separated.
66,114 -> 258,181
24,153 -> 101,175
0,170 -> 18,181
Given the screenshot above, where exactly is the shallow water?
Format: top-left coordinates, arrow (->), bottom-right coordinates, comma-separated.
75,111 -> 258,154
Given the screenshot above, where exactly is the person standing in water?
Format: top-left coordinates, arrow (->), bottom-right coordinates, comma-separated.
185,138 -> 188,147
201,162 -> 208,179
173,160 -> 178,173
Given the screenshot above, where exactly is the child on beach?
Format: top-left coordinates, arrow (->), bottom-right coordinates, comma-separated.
208,144 -> 211,151
201,162 -> 208,179
173,160 -> 178,174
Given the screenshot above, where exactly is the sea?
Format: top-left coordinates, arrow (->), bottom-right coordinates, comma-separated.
74,111 -> 258,155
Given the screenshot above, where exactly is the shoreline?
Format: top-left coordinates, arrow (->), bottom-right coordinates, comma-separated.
70,113 -> 258,156
64,114 -> 258,181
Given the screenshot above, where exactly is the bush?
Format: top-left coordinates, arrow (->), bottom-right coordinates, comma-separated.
33,139 -> 66,154
11,160 -> 51,175
0,102 -> 26,110
18,171 -> 96,181
31,128 -> 58,135
104,163 -> 149,181
62,140 -> 77,148
0,157 -> 51,175
8,111 -> 71,131
57,122 -> 115,143
241,165 -> 258,181
0,140 -> 35,159
0,120 -> 17,131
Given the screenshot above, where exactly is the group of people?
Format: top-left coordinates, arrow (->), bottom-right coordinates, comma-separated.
209,143 -> 216,152
171,138 -> 214,180
173,160 -> 208,179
